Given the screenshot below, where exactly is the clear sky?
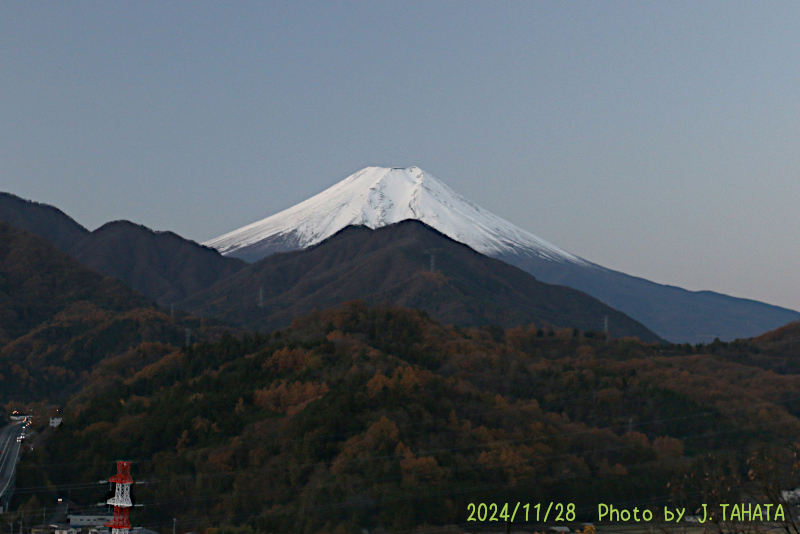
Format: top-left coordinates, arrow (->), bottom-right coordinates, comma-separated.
2,2 -> 799,311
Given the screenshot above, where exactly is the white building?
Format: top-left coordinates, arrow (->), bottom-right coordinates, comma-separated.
68,515 -> 113,527
783,487 -> 800,503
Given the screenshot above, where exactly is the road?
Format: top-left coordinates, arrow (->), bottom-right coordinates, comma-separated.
48,498 -> 69,524
0,420 -> 26,502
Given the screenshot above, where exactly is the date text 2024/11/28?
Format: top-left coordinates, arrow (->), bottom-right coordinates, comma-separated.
467,502 -> 576,522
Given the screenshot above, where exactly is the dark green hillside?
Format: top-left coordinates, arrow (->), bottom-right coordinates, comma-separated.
178,221 -> 660,341
33,303 -> 800,533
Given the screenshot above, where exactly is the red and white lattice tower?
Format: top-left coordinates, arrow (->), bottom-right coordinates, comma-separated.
105,461 -> 133,534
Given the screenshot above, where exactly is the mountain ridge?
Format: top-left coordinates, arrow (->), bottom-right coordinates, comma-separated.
181,219 -> 661,341
0,192 -> 89,252
499,251 -> 800,343
0,195 -> 247,307
203,166 -> 800,343
68,219 -> 247,306
0,220 -> 242,403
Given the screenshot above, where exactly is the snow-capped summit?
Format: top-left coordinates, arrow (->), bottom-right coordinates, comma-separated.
204,166 -> 587,265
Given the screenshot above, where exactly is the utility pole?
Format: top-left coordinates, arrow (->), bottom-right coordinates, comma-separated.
173,518 -> 177,534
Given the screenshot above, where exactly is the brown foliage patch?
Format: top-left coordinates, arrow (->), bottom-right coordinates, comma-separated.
253,380 -> 329,414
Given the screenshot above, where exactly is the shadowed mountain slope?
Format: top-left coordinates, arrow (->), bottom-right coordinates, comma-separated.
0,192 -> 89,252
0,222 -> 239,403
0,221 -> 152,344
0,192 -> 246,307
68,220 -> 247,306
179,220 -> 660,341
500,253 -> 800,344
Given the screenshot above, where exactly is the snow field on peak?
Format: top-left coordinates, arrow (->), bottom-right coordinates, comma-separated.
204,166 -> 587,265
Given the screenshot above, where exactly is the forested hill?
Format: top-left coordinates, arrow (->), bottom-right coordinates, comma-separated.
0,221 -> 151,343
0,193 -> 246,308
30,303 -> 800,533
0,192 -> 89,252
68,220 -> 246,306
178,221 -> 661,341
0,222 -> 238,403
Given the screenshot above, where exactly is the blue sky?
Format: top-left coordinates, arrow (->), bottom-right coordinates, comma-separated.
2,2 -> 799,310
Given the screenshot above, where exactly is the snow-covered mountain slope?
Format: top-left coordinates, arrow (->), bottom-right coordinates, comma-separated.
204,166 -> 588,265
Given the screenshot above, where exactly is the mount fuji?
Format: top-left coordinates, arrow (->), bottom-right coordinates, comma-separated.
205,166 -> 800,343
205,166 -> 586,266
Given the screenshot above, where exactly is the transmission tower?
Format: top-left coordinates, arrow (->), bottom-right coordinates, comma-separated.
105,461 -> 133,534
